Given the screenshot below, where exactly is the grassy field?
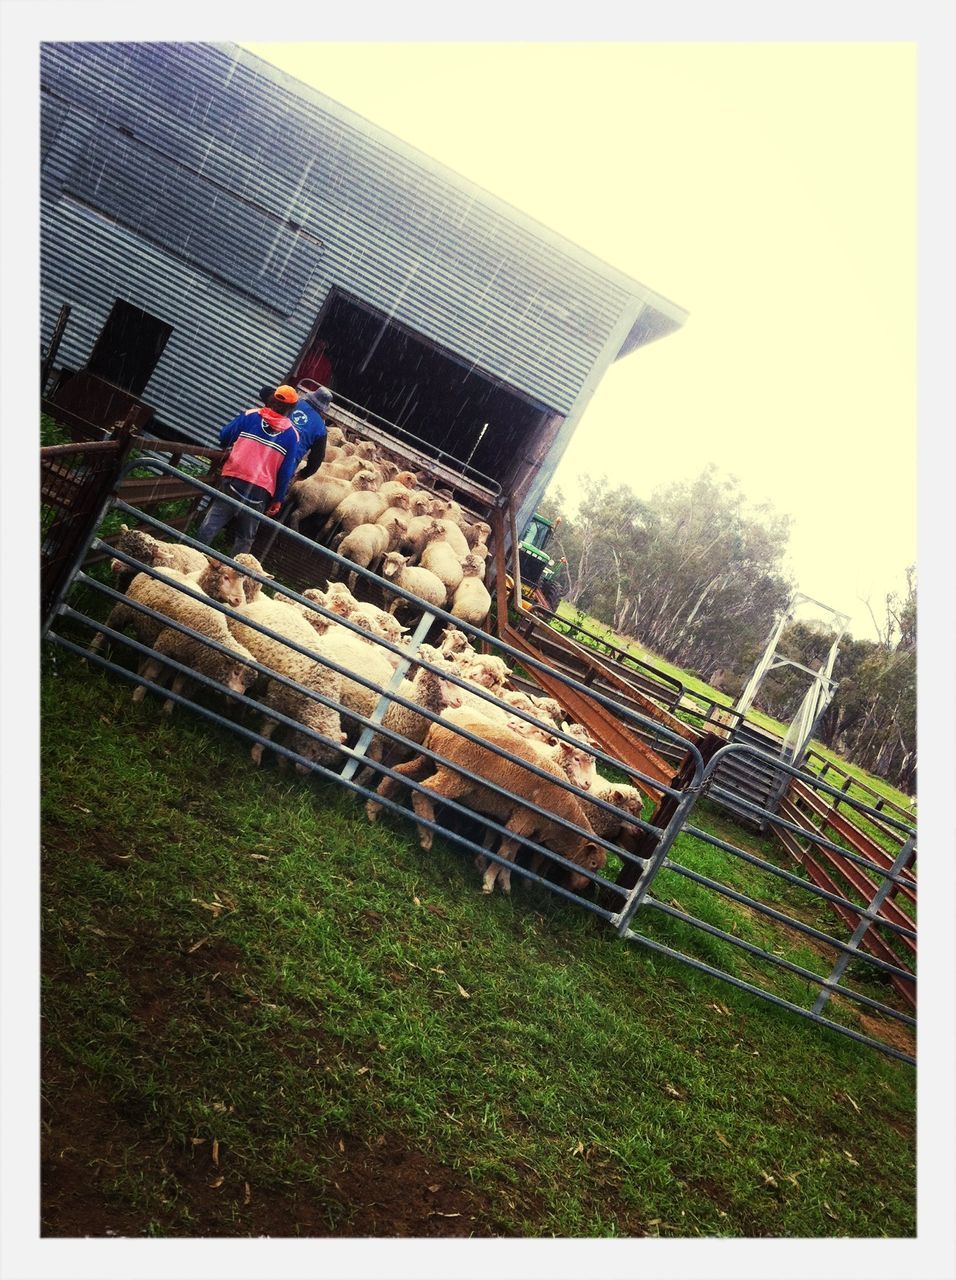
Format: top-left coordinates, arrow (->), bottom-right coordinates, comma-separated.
39,648 -> 916,1238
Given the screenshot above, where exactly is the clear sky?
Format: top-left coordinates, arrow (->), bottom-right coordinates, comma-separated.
245,41 -> 916,641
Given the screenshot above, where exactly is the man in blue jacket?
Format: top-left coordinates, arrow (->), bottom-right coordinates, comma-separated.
287,383 -> 332,480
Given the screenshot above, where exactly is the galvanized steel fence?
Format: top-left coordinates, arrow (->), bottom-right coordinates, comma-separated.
41,456 -> 916,1066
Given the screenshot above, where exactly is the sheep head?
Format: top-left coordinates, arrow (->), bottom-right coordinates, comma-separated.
352,469 -> 379,491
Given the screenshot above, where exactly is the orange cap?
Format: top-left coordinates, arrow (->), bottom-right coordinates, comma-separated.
272,384 -> 298,405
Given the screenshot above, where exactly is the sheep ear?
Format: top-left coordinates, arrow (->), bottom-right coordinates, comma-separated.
120,523 -> 130,533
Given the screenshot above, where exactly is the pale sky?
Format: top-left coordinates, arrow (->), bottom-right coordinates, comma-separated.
245,41 -> 916,641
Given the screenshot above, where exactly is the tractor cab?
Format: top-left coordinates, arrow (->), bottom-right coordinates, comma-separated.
516,513 -> 564,610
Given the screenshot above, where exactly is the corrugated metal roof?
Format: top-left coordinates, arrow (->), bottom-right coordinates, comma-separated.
40,41 -> 686,447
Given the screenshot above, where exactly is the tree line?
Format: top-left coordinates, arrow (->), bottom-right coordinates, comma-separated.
538,468 -> 916,793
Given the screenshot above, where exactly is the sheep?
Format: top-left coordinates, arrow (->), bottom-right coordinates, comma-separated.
87,563 -> 249,708
419,538 -> 464,602
355,662 -> 465,781
87,557 -> 246,661
285,474 -> 354,531
310,583 -> 407,648
321,471 -> 388,541
326,426 -> 346,448
464,542 -> 490,580
464,520 -> 492,551
450,555 -> 492,628
233,552 -> 273,602
367,710 -> 607,896
336,522 -> 390,593
381,552 -> 446,615
502,716 -> 595,792
374,509 -> 410,554
108,523 -> 212,586
142,612 -> 257,717
534,696 -> 566,727
226,596 -> 347,771
432,518 -> 469,559
378,480 -> 417,507
429,495 -> 464,527
399,515 -> 447,564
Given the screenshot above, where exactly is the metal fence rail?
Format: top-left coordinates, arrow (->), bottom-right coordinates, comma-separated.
41,456 -> 916,1066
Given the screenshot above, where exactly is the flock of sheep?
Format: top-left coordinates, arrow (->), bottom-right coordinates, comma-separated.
81,425 -> 649,897
284,424 -> 493,626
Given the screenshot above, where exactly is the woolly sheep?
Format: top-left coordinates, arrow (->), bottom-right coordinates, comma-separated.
336,522 -> 390,593
109,523 -> 210,584
450,555 -> 492,628
419,538 -> 464,602
87,558 -> 245,661
368,709 -> 606,896
321,473 -> 388,540
399,516 -> 448,565
285,474 -> 353,531
226,596 -> 347,771
381,552 -> 446,615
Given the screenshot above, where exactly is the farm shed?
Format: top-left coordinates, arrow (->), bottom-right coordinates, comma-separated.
40,41 -> 687,526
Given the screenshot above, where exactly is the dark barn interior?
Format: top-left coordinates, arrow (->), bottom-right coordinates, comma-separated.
294,289 -> 554,489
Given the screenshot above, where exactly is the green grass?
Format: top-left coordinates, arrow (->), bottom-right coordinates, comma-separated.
40,649 -> 915,1237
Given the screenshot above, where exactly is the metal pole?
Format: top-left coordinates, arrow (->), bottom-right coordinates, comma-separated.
812,834 -> 917,1016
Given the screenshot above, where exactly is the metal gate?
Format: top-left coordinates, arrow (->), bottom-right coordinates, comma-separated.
41,454 -> 916,1067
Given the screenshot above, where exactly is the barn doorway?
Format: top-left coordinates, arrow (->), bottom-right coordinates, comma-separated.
85,300 -> 172,396
294,289 -> 555,487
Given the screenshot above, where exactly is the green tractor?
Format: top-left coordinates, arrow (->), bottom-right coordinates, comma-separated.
515,513 -> 565,612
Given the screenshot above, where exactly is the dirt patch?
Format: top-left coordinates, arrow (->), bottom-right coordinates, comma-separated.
855,1010 -> 916,1058
41,1066 -> 507,1238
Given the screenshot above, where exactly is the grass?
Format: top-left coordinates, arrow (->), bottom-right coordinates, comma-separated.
40,647 -> 916,1238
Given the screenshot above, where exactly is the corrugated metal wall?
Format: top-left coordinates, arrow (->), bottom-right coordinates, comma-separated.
40,42 -> 677,449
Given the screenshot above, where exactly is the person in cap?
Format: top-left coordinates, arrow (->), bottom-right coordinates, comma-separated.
266,381 -> 333,481
195,385 -> 300,556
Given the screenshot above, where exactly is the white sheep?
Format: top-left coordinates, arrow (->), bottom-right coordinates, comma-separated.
381,552 -> 447,615
108,523 -> 210,583
399,515 -> 447,563
321,472 -> 388,541
285,474 -> 354,531
336,522 -> 390,593
450,555 -> 492,628
227,596 -> 347,771
419,538 -> 464,602
87,557 -> 246,661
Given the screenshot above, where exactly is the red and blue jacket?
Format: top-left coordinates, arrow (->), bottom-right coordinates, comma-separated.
218,407 -> 299,503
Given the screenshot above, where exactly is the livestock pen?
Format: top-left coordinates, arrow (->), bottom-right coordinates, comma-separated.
42,442 -> 916,1067
37,433 -> 920,1239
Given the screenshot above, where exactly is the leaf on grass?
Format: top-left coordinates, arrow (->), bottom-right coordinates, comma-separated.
187,937 -> 209,954
211,1139 -> 219,1167
823,1201 -> 839,1221
430,966 -> 446,975
357,1066 -> 369,1076
760,1170 -> 778,1189
248,853 -> 270,862
244,1182 -> 251,1205
338,1139 -> 345,1153
191,1137 -> 207,1147
663,1083 -> 682,1099
73,805 -> 92,814
456,983 -> 471,999
843,1150 -> 860,1167
428,1184 -> 441,1194
707,1002 -> 731,1016
413,896 -> 421,906
646,1217 -> 661,1226
209,1176 -> 224,1189
570,1141 -> 585,1156
714,1132 -> 732,1149
429,1211 -> 462,1218
844,1093 -> 861,1113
